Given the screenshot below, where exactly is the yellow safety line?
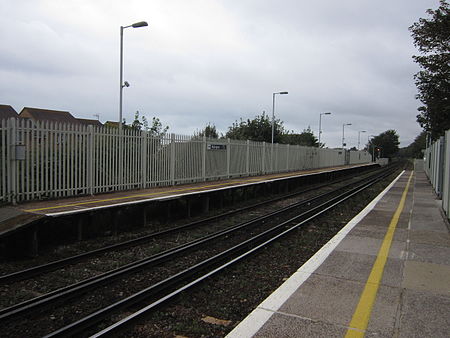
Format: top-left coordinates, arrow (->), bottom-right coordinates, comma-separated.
345,171 -> 413,338
23,169 -> 322,212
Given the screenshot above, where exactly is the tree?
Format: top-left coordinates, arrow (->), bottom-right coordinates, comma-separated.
409,0 -> 450,140
367,130 -> 400,158
147,116 -> 169,138
282,127 -> 319,147
398,131 -> 427,158
126,111 -> 169,137
409,131 -> 427,158
225,112 -> 285,143
127,111 -> 145,131
195,123 -> 219,139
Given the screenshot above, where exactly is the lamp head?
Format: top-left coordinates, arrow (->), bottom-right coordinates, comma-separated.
132,21 -> 148,28
279,91 -> 288,95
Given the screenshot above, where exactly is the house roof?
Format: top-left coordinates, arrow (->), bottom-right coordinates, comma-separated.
19,107 -> 78,124
0,104 -> 19,120
76,118 -> 103,127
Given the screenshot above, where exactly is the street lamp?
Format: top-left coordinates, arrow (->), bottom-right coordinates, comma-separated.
119,21 -> 148,130
271,91 -> 288,144
358,130 -> 366,150
342,123 -> 352,149
368,135 -> 375,161
318,112 -> 331,147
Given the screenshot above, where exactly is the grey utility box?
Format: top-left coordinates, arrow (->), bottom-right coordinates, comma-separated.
11,144 -> 26,160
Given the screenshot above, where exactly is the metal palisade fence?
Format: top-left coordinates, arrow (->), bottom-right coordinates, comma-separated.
0,118 -> 372,203
424,129 -> 450,220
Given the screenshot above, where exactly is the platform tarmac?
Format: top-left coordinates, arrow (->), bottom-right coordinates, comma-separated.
227,169 -> 450,337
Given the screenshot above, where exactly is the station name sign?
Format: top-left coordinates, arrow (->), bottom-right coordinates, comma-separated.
207,144 -> 227,150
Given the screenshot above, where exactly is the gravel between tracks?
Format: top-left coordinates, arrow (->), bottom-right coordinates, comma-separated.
0,168 -> 401,337
114,171 -> 400,338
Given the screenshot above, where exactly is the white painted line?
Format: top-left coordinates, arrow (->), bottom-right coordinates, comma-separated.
44,166 -> 366,217
226,170 -> 405,338
224,308 -> 274,337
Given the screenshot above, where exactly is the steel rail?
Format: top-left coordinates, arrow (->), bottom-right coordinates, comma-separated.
0,167 -> 397,328
0,169 -> 366,323
0,166 -> 379,284
93,168 -> 400,337
46,167 -> 399,337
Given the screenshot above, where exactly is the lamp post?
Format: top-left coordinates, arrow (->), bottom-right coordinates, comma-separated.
342,123 -> 352,149
318,112 -> 331,147
119,21 -> 148,131
368,135 -> 375,161
271,91 -> 288,144
358,130 -> 366,150
270,91 -> 288,173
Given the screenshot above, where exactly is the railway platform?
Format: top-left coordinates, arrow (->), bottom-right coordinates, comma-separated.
13,164 -> 370,217
227,168 -> 450,337
0,164 -> 372,239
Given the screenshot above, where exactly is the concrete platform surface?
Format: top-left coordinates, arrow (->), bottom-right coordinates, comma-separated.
227,169 -> 450,338
0,206 -> 44,237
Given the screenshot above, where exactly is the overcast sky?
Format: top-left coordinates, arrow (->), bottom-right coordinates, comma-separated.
0,0 -> 437,148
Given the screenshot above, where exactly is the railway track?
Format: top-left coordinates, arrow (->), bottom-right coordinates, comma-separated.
0,165 -> 400,337
0,165 -> 381,284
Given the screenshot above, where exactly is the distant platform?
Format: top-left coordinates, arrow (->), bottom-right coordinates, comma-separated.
0,163 -> 375,255
15,164 -> 373,217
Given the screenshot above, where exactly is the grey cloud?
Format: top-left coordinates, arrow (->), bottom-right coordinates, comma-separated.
0,0 -> 433,148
